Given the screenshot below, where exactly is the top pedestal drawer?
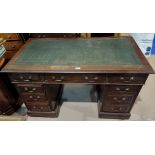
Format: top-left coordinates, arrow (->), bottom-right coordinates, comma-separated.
108,74 -> 148,84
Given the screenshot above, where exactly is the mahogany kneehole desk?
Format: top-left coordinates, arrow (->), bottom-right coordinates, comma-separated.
2,37 -> 154,119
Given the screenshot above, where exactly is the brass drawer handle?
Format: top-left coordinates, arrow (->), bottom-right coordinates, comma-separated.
94,77 -> 99,80
19,76 -> 24,79
130,77 -> 134,80
52,76 -> 55,79
37,96 -> 41,99
116,87 -> 120,91
113,107 -> 122,111
55,79 -> 63,82
29,96 -> 33,99
115,87 -> 130,91
84,76 -> 89,80
120,77 -> 124,80
113,97 -> 126,102
24,79 -> 30,82
24,87 -> 28,91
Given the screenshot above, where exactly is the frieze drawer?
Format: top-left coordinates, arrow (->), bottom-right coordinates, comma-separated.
45,74 -> 106,83
108,74 -> 148,84
10,73 -> 44,82
104,85 -> 142,93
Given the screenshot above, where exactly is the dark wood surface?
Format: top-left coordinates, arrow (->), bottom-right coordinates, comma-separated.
2,36 -> 154,119
0,73 -> 21,115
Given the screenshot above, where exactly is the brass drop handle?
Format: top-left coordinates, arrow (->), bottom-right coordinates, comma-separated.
94,77 -> 99,80
28,88 -> 36,93
130,77 -> 134,80
84,76 -> 89,80
24,79 -> 30,82
113,97 -> 126,102
19,76 -> 24,79
120,77 -> 124,80
29,95 -> 33,99
24,87 -> 28,91
37,95 -> 41,99
116,87 -> 120,91
115,87 -> 130,91
55,79 -> 63,82
125,88 -> 130,91
113,107 -> 122,111
52,76 -> 56,79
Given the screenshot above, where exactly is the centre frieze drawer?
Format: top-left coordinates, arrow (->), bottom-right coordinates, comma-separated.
45,73 -> 107,83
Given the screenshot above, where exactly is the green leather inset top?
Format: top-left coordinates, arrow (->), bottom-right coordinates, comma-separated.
14,38 -> 142,66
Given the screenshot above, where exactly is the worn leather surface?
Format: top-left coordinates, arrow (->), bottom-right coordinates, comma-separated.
14,38 -> 142,66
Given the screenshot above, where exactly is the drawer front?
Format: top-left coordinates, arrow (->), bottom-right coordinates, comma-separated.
45,74 -> 106,83
104,94 -> 134,106
10,73 -> 44,82
0,33 -> 20,40
31,33 -> 78,38
108,74 -> 147,84
22,93 -> 47,102
16,84 -> 44,93
105,85 -> 142,93
3,41 -> 23,51
102,105 -> 129,113
25,103 -> 51,112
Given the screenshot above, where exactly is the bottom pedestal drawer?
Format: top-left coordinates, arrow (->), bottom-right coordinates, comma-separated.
102,105 -> 130,113
25,102 -> 52,112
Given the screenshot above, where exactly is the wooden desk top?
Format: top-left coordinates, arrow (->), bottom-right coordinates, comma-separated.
2,37 -> 154,74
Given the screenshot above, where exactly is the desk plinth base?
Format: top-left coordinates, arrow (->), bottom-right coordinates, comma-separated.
27,105 -> 60,118
98,111 -> 131,119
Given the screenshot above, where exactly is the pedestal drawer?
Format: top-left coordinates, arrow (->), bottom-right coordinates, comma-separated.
25,102 -> 52,112
102,105 -> 129,113
104,94 -> 135,106
16,84 -> 44,93
22,93 -> 47,102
